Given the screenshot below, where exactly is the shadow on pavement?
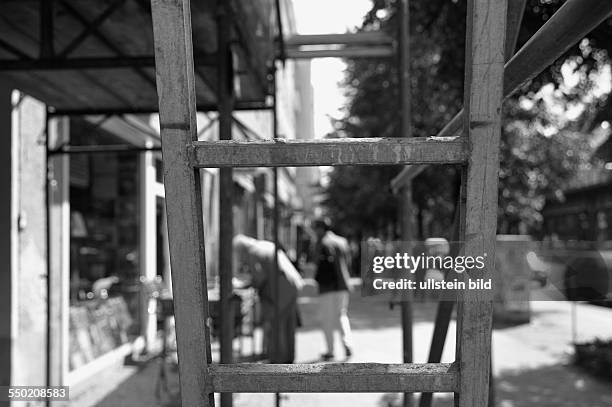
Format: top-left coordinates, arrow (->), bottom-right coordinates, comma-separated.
94,360 -> 181,407
380,364 -> 612,407
298,292 -> 441,333
495,363 -> 612,407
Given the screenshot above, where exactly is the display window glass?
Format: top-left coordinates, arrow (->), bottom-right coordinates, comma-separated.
68,120 -> 141,371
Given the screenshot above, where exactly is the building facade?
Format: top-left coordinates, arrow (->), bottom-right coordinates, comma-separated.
0,2 -> 314,404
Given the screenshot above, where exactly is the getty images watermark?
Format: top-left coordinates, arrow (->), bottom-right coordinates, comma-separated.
371,251 -> 489,289
360,238 -> 612,302
361,240 -> 493,301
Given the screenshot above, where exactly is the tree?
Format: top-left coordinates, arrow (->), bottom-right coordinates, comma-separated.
322,0 -> 611,239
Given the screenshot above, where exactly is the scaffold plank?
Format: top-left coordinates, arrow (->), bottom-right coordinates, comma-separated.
191,138 -> 466,168
209,363 -> 458,393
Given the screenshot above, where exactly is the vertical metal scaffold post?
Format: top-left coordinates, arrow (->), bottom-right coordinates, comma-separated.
218,1 -> 235,407
40,0 -> 55,58
399,1 -> 413,405
273,1 -> 284,402
271,63 -> 282,407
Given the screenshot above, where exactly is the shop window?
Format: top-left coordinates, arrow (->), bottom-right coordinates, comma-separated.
68,121 -> 142,371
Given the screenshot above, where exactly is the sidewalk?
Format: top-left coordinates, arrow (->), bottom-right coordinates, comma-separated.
94,293 -> 612,407
492,301 -> 612,407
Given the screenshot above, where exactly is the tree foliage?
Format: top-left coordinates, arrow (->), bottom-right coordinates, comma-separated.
322,0 -> 612,239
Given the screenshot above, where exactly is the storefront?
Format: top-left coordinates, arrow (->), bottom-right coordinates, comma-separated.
48,114 -> 168,391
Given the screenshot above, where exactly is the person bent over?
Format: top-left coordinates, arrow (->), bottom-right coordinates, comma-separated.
233,234 -> 304,363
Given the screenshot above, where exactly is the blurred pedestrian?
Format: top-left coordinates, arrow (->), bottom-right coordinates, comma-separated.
312,217 -> 354,361
233,234 -> 304,363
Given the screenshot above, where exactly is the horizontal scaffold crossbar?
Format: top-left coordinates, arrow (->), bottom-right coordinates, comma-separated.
286,46 -> 394,59
285,32 -> 393,47
189,137 -> 466,168
208,363 -> 458,393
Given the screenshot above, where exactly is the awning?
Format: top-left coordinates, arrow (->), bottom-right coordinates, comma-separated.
0,0 -> 276,114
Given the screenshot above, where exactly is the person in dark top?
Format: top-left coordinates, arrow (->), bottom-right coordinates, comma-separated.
312,217 -> 354,361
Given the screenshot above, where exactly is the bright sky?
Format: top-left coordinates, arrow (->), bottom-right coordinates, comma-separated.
292,0 -> 372,137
